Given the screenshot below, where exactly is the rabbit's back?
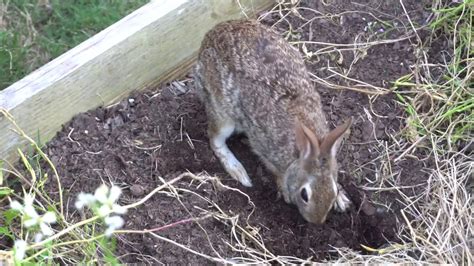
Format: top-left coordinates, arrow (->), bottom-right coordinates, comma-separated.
199,20 -> 310,89
196,20 -> 328,172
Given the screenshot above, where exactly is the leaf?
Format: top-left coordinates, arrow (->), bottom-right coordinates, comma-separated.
99,236 -> 119,265
4,209 -> 20,225
0,187 -> 13,196
0,226 -> 14,240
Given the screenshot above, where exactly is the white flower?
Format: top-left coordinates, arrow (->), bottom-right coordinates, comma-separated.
75,192 -> 97,209
75,184 -> 127,237
23,193 -> 35,206
24,210 -> 56,236
10,194 -> 56,236
34,233 -> 43,243
13,240 -> 27,261
10,193 -> 35,213
33,212 -> 57,241
10,200 -> 24,211
39,212 -> 57,236
104,216 -> 124,237
94,184 -> 126,217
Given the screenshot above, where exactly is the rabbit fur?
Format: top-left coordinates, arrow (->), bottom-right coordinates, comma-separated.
194,20 -> 352,224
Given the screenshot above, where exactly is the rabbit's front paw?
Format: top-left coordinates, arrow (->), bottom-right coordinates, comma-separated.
275,178 -> 291,203
334,185 -> 351,212
276,190 -> 291,204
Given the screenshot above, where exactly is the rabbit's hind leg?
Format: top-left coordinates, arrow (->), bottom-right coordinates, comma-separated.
208,112 -> 253,187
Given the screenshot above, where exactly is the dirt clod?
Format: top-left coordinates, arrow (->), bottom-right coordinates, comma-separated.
130,184 -> 145,197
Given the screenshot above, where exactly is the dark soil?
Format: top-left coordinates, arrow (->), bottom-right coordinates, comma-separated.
6,0 -> 441,263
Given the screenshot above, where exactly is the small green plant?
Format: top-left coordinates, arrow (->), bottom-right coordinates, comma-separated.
0,109 -> 126,264
7,183 -> 127,265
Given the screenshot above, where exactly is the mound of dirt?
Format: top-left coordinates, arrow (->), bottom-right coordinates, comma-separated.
10,0 -> 440,263
43,81 -> 427,263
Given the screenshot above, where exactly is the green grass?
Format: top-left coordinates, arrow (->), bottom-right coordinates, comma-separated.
0,0 -> 148,90
393,0 -> 473,148
428,0 -> 473,144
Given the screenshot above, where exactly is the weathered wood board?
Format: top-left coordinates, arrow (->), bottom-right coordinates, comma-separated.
0,0 -> 274,164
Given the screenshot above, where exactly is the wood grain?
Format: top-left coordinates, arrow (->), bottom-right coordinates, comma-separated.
0,0 -> 273,163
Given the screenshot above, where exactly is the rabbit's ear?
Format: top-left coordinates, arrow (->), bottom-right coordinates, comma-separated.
295,121 -> 321,160
320,118 -> 352,158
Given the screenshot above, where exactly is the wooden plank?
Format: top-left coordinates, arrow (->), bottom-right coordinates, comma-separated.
0,0 -> 273,163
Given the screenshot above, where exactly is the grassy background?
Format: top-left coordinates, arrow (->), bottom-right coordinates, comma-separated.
0,0 -> 148,90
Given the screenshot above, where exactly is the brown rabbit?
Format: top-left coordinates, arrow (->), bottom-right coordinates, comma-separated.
194,20 -> 352,224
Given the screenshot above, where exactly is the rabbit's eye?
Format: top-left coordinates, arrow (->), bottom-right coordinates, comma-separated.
300,187 -> 309,203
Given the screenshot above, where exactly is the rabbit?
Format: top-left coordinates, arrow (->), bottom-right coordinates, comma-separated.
194,19 -> 352,224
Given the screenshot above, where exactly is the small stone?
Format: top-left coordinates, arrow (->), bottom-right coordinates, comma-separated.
360,198 -> 376,216
50,155 -> 60,165
353,152 -> 360,159
376,206 -> 388,214
111,116 -> 124,129
393,42 -> 401,50
376,128 -> 385,138
128,98 -> 136,107
130,184 -> 145,197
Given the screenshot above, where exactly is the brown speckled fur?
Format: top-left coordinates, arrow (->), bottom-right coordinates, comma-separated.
194,20 -> 351,224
